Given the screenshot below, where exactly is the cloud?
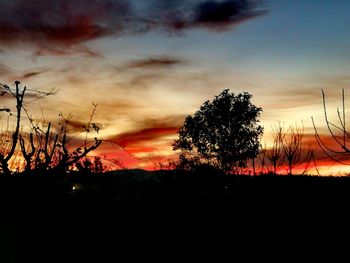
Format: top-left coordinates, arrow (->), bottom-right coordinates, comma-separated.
122,56 -> 185,70
110,126 -> 179,148
20,69 -> 50,80
139,115 -> 186,128
0,0 -> 131,55
106,115 -> 182,140
126,73 -> 165,90
103,122 -> 181,169
0,65 -> 49,82
195,1 -> 254,22
0,0 -> 265,55
186,0 -> 265,31
265,75 -> 350,111
151,0 -> 266,31
64,120 -> 88,131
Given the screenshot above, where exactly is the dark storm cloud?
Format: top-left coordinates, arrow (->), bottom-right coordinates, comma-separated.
0,0 -> 265,55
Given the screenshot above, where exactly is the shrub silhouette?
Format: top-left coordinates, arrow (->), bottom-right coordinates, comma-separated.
75,156 -> 104,174
173,89 -> 263,174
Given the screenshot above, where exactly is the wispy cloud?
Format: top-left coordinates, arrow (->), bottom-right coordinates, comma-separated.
121,56 -> 185,70
20,68 -> 50,80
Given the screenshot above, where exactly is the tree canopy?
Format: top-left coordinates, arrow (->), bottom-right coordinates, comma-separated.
173,89 -> 263,173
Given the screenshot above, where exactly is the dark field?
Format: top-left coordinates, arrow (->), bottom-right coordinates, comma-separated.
1,169 -> 350,201
0,170 -> 348,262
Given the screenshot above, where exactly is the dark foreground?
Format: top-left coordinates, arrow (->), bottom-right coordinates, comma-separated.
1,169 -> 350,201
1,170 -> 349,262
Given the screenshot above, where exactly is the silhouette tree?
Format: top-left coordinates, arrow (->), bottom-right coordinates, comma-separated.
271,121 -> 313,176
173,89 -> 263,173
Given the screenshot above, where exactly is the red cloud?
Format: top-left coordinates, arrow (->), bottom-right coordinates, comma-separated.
110,127 -> 179,148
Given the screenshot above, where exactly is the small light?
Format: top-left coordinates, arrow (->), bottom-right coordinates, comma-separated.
72,184 -> 82,192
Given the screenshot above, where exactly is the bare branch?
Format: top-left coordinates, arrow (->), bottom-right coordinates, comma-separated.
312,89 -> 350,168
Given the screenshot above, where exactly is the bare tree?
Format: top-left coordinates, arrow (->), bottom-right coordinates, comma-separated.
0,81 -> 101,175
19,106 -> 101,174
312,89 -> 350,165
282,123 -> 304,175
266,122 -> 285,175
0,81 -> 26,174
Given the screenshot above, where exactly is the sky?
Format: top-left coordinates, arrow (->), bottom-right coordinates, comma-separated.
1,0 -> 350,174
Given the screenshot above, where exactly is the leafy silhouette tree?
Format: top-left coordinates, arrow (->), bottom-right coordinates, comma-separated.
173,89 -> 263,173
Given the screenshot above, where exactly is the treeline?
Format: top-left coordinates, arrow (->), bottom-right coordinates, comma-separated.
1,81 -> 349,176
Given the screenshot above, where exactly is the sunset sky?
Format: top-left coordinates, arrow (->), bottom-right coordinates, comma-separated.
1,0 -> 350,174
